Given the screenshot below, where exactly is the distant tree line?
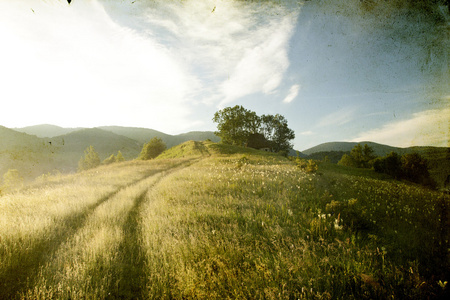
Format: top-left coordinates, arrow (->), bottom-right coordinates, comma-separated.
77,138 -> 167,172
373,152 -> 435,188
213,105 -> 295,154
337,143 -> 436,188
338,144 -> 376,169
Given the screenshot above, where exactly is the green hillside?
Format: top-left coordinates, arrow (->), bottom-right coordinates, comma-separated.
0,141 -> 448,299
13,124 -> 81,138
2,125 -> 220,182
0,126 -> 59,180
303,141 -> 404,156
51,128 -> 142,164
303,141 -> 450,189
99,126 -> 220,148
98,126 -> 172,145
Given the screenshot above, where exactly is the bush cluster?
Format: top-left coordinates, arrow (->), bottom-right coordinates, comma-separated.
374,152 -> 436,188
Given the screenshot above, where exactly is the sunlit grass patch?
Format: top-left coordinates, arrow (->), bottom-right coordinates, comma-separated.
1,145 -> 447,299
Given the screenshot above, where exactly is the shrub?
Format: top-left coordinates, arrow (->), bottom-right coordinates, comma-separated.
373,152 -> 403,179
338,154 -> 357,168
78,146 -> 100,172
138,138 -> 166,160
102,154 -> 116,165
374,152 -> 436,188
296,158 -> 318,173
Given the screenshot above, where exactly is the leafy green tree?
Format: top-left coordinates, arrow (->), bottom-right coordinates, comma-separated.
78,146 -> 101,171
374,152 -> 403,179
247,133 -> 271,149
362,144 -> 376,167
139,137 -> 166,160
350,144 -> 364,167
213,106 -> 295,152
270,114 -> 295,153
213,105 -> 260,146
339,144 -> 376,168
401,153 -> 434,186
338,154 -> 358,167
115,151 -> 125,162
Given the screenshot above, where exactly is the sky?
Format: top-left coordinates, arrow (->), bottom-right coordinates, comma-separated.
0,0 -> 448,151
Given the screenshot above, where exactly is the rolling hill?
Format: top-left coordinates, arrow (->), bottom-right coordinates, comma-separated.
98,126 -> 220,148
303,141 -> 404,156
16,124 -> 221,149
0,126 -> 59,180
2,125 -> 448,188
303,141 -> 450,189
50,128 -> 143,169
13,124 -> 82,138
1,140 -> 448,299
1,125 -> 221,181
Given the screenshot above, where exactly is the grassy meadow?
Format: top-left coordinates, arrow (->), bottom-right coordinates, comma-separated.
0,141 -> 448,299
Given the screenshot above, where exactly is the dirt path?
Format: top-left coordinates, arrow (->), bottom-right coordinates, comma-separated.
2,159 -> 196,299
107,160 -> 195,298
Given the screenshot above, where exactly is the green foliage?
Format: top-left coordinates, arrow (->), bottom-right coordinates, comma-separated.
102,154 -> 116,165
103,151 -> 126,165
338,144 -> 376,168
401,153 -> 431,184
212,105 -> 295,153
212,105 -> 259,146
326,198 -> 373,232
373,151 -> 403,179
78,146 -> 100,172
296,158 -> 318,173
1,147 -> 448,299
115,150 -> 125,162
138,137 -> 166,160
337,153 -> 358,168
374,152 -> 436,188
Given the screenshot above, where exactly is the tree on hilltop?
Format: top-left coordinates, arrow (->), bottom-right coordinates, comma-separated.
138,137 -> 166,160
213,105 -> 260,147
213,105 -> 295,153
116,151 -> 125,162
78,146 -> 100,171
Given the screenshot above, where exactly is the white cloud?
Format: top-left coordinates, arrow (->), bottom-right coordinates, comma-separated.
283,84 -> 301,103
317,107 -> 357,128
351,107 -> 450,147
0,0 -> 197,132
300,131 -> 314,136
142,0 -> 299,106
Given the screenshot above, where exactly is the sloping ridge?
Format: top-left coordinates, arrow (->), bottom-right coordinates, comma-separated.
13,124 -> 81,138
158,140 -> 212,159
52,128 -> 142,160
0,126 -> 58,179
99,126 -> 220,148
303,141 -> 403,156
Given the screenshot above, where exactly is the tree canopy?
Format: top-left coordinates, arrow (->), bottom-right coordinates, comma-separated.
213,105 -> 295,153
138,137 -> 166,160
78,146 -> 101,172
338,143 -> 376,168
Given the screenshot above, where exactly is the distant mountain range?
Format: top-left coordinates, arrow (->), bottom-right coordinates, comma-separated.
1,125 -> 449,188
1,125 -> 220,181
302,141 -> 447,157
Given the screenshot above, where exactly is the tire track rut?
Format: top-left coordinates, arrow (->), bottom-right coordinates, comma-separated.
107,160 -> 194,299
2,160 -> 194,299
